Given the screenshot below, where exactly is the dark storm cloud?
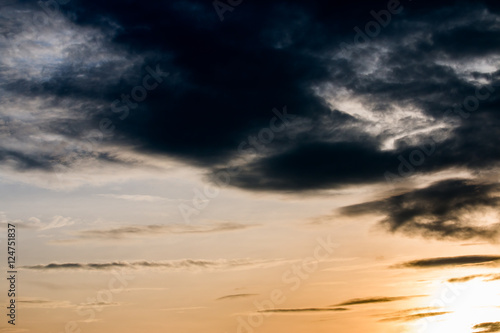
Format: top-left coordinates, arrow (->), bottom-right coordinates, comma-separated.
202,1 -> 500,191
340,179 -> 500,241
215,141 -> 396,191
2,0 -> 500,192
394,255 -> 500,268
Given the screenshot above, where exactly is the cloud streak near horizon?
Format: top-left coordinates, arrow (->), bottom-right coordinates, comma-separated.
473,322 -> 500,333
394,255 -> 500,268
21,258 -> 292,271
258,307 -> 348,313
335,296 -> 421,306
72,222 -> 257,240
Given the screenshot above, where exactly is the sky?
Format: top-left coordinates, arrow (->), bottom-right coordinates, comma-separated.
1,0 -> 500,332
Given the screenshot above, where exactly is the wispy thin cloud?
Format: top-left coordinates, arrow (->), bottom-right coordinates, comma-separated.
22,258 -> 291,272
473,322 -> 500,333
381,311 -> 451,322
68,222 -> 258,241
0,212 -> 75,230
447,274 -> 487,283
160,307 -> 206,312
38,216 -> 76,230
216,293 -> 258,301
335,296 -> 422,306
79,301 -> 120,308
258,307 -> 348,313
256,295 -> 422,315
394,255 -> 500,269
0,328 -> 29,333
487,274 -> 500,281
16,298 -> 73,309
97,194 -> 187,202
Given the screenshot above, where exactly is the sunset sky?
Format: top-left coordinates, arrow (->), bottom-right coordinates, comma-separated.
1,0 -> 500,332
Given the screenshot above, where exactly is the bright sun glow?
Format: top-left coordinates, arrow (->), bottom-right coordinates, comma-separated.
409,279 -> 500,333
